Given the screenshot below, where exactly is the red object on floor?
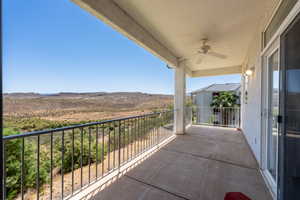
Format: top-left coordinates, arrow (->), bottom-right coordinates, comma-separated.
224,192 -> 252,200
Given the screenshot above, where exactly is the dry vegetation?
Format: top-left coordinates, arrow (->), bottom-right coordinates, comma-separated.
3,92 -> 173,200
4,92 -> 173,123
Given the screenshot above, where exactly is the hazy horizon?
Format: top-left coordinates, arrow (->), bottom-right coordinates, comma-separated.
3,80 -> 241,95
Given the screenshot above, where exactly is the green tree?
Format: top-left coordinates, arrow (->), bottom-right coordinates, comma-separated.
210,91 -> 239,108
210,92 -> 240,126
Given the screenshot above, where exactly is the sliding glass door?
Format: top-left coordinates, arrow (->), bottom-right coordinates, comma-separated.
267,49 -> 280,181
262,39 -> 280,195
279,12 -> 300,200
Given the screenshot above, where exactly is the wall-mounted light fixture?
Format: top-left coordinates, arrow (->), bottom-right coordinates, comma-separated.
245,69 -> 253,76
244,66 -> 255,76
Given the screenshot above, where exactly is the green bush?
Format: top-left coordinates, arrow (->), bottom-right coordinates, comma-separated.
4,128 -> 49,200
210,91 -> 239,108
53,129 -> 108,173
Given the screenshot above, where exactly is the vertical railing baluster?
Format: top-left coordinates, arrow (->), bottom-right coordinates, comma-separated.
144,116 -> 146,151
149,116 -> 151,147
156,114 -> 159,143
239,108 -> 241,127
231,108 -> 232,127
162,112 -> 165,139
123,120 -> 125,163
130,119 -> 133,160
118,120 -> 121,168
147,116 -> 150,148
154,115 -> 157,145
231,108 -> 233,127
161,112 -> 164,141
37,135 -> 40,200
155,114 -> 157,144
21,138 -> 24,200
158,113 -> 161,143
221,108 -> 226,126
149,115 -> 153,147
154,115 -> 157,144
139,116 -> 142,153
88,127 -> 91,183
80,128 -> 83,188
127,119 -> 131,161
71,129 -> 74,194
3,141 -> 6,200
151,116 -> 154,147
145,116 -> 148,149
50,132 -> 53,200
113,122 -> 116,169
222,108 -> 224,126
108,124 -> 110,171
96,125 -> 99,179
157,113 -> 160,144
128,119 -> 131,160
61,131 -> 64,199
134,118 -> 137,157
102,125 -> 104,176
143,116 -> 145,150
225,108 -> 227,127
137,117 -> 139,154
151,116 -> 153,147
126,120 -> 129,162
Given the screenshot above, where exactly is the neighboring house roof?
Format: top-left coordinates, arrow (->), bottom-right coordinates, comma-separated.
191,83 -> 241,94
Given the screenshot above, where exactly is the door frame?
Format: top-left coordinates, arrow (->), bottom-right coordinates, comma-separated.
261,41 -> 280,195
260,2 -> 300,199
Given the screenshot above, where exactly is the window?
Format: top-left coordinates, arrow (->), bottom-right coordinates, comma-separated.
263,0 -> 297,47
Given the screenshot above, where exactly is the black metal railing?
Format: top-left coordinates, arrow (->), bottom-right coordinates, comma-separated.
193,106 -> 240,128
3,110 -> 174,200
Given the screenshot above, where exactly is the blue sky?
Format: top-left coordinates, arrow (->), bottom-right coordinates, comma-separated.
3,0 -> 240,94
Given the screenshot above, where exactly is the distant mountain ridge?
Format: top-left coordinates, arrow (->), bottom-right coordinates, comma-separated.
4,92 -> 172,98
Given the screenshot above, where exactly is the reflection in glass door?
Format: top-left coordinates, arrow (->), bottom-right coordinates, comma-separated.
279,13 -> 300,199
267,49 -> 279,181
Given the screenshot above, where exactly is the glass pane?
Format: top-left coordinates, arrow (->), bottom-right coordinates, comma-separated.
267,49 -> 279,180
264,0 -> 297,47
282,14 -> 300,199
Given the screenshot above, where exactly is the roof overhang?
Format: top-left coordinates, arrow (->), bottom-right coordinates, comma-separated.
71,0 -> 278,77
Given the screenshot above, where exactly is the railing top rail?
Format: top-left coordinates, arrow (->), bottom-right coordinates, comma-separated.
194,106 -> 240,109
3,110 -> 174,141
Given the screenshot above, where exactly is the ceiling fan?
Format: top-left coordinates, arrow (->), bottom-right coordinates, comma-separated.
192,38 -> 227,64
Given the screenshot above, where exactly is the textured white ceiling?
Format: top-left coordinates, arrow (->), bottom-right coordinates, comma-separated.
114,0 -> 274,71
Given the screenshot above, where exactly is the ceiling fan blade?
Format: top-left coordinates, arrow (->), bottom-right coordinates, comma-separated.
207,51 -> 227,59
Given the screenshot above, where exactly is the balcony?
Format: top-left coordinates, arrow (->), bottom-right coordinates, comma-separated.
3,110 -> 272,199
90,125 -> 272,200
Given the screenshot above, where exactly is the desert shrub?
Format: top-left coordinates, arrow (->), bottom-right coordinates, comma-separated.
4,117 -> 100,134
53,128 -> 108,173
4,128 -> 49,200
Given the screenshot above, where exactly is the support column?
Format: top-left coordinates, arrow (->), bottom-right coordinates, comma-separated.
174,62 -> 186,135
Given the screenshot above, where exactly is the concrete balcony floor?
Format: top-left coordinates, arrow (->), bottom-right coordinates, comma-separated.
93,125 -> 272,200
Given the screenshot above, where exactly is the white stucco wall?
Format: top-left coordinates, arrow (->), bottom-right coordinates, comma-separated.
241,31 -> 263,164
240,0 -> 280,166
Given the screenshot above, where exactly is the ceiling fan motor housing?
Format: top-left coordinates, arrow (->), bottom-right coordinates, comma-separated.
201,44 -> 210,54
